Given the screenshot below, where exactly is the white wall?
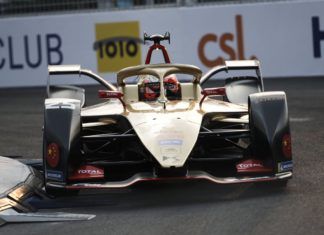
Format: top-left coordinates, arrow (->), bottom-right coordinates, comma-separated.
1,0 -> 324,87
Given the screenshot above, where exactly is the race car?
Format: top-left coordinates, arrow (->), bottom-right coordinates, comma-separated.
43,33 -> 292,195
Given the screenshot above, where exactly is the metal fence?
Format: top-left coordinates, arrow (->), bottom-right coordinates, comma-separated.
0,0 -> 304,17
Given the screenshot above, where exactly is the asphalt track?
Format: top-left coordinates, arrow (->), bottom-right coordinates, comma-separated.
0,77 -> 324,235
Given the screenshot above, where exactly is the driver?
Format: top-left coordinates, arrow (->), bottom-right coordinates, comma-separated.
163,74 -> 181,100
138,75 -> 160,101
143,78 -> 160,101
139,74 -> 181,101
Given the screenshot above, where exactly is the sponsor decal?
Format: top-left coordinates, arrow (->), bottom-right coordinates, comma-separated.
237,162 -> 263,169
47,170 -> 63,181
46,143 -> 60,168
78,169 -> 102,175
162,156 -> 180,163
45,102 -> 76,110
94,21 -> 142,73
282,134 -> 292,159
0,34 -> 63,70
255,95 -> 285,103
198,15 -> 257,68
159,139 -> 183,146
236,159 -> 272,173
69,165 -> 104,181
160,139 -> 182,155
278,160 -> 293,172
161,147 -> 180,154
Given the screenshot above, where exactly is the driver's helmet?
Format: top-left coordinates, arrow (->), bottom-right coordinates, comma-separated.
139,74 -> 181,101
141,76 -> 160,101
163,74 -> 181,100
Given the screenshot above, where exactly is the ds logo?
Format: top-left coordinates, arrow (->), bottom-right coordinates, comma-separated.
93,21 -> 143,73
198,15 -> 257,68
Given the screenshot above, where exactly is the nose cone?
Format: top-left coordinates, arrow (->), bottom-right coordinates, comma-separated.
128,112 -> 202,168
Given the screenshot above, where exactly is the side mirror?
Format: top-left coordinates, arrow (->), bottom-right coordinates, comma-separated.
98,90 -> 126,108
199,87 -> 226,108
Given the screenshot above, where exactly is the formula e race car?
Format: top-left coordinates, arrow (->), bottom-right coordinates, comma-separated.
43,33 -> 292,195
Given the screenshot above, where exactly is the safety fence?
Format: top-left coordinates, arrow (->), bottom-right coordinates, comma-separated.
0,0 -> 302,17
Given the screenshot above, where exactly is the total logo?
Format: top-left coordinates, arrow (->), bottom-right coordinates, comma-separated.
78,169 -> 102,175
69,165 -> 104,180
93,21 -> 143,73
237,162 -> 263,170
198,15 -> 257,68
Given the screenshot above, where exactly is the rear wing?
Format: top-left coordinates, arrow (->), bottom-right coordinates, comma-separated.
224,60 -> 260,70
200,60 -> 263,90
48,65 -> 81,75
47,65 -> 117,91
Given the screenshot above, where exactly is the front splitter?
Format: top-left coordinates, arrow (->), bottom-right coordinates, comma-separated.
47,171 -> 293,190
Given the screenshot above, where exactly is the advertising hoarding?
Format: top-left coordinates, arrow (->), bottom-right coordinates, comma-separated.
0,0 -> 324,87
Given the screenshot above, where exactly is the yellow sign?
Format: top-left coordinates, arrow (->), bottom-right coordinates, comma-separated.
94,21 -> 142,73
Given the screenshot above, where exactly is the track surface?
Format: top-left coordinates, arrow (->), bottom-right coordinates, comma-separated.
0,78 -> 324,234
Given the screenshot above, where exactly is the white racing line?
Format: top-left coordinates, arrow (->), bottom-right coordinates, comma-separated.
289,117 -> 312,122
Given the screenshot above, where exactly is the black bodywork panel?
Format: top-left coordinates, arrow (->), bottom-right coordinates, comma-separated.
43,99 -> 81,186
249,91 -> 291,171
225,76 -> 261,105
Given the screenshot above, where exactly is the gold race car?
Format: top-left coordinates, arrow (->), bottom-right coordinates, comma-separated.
43,33 -> 292,195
